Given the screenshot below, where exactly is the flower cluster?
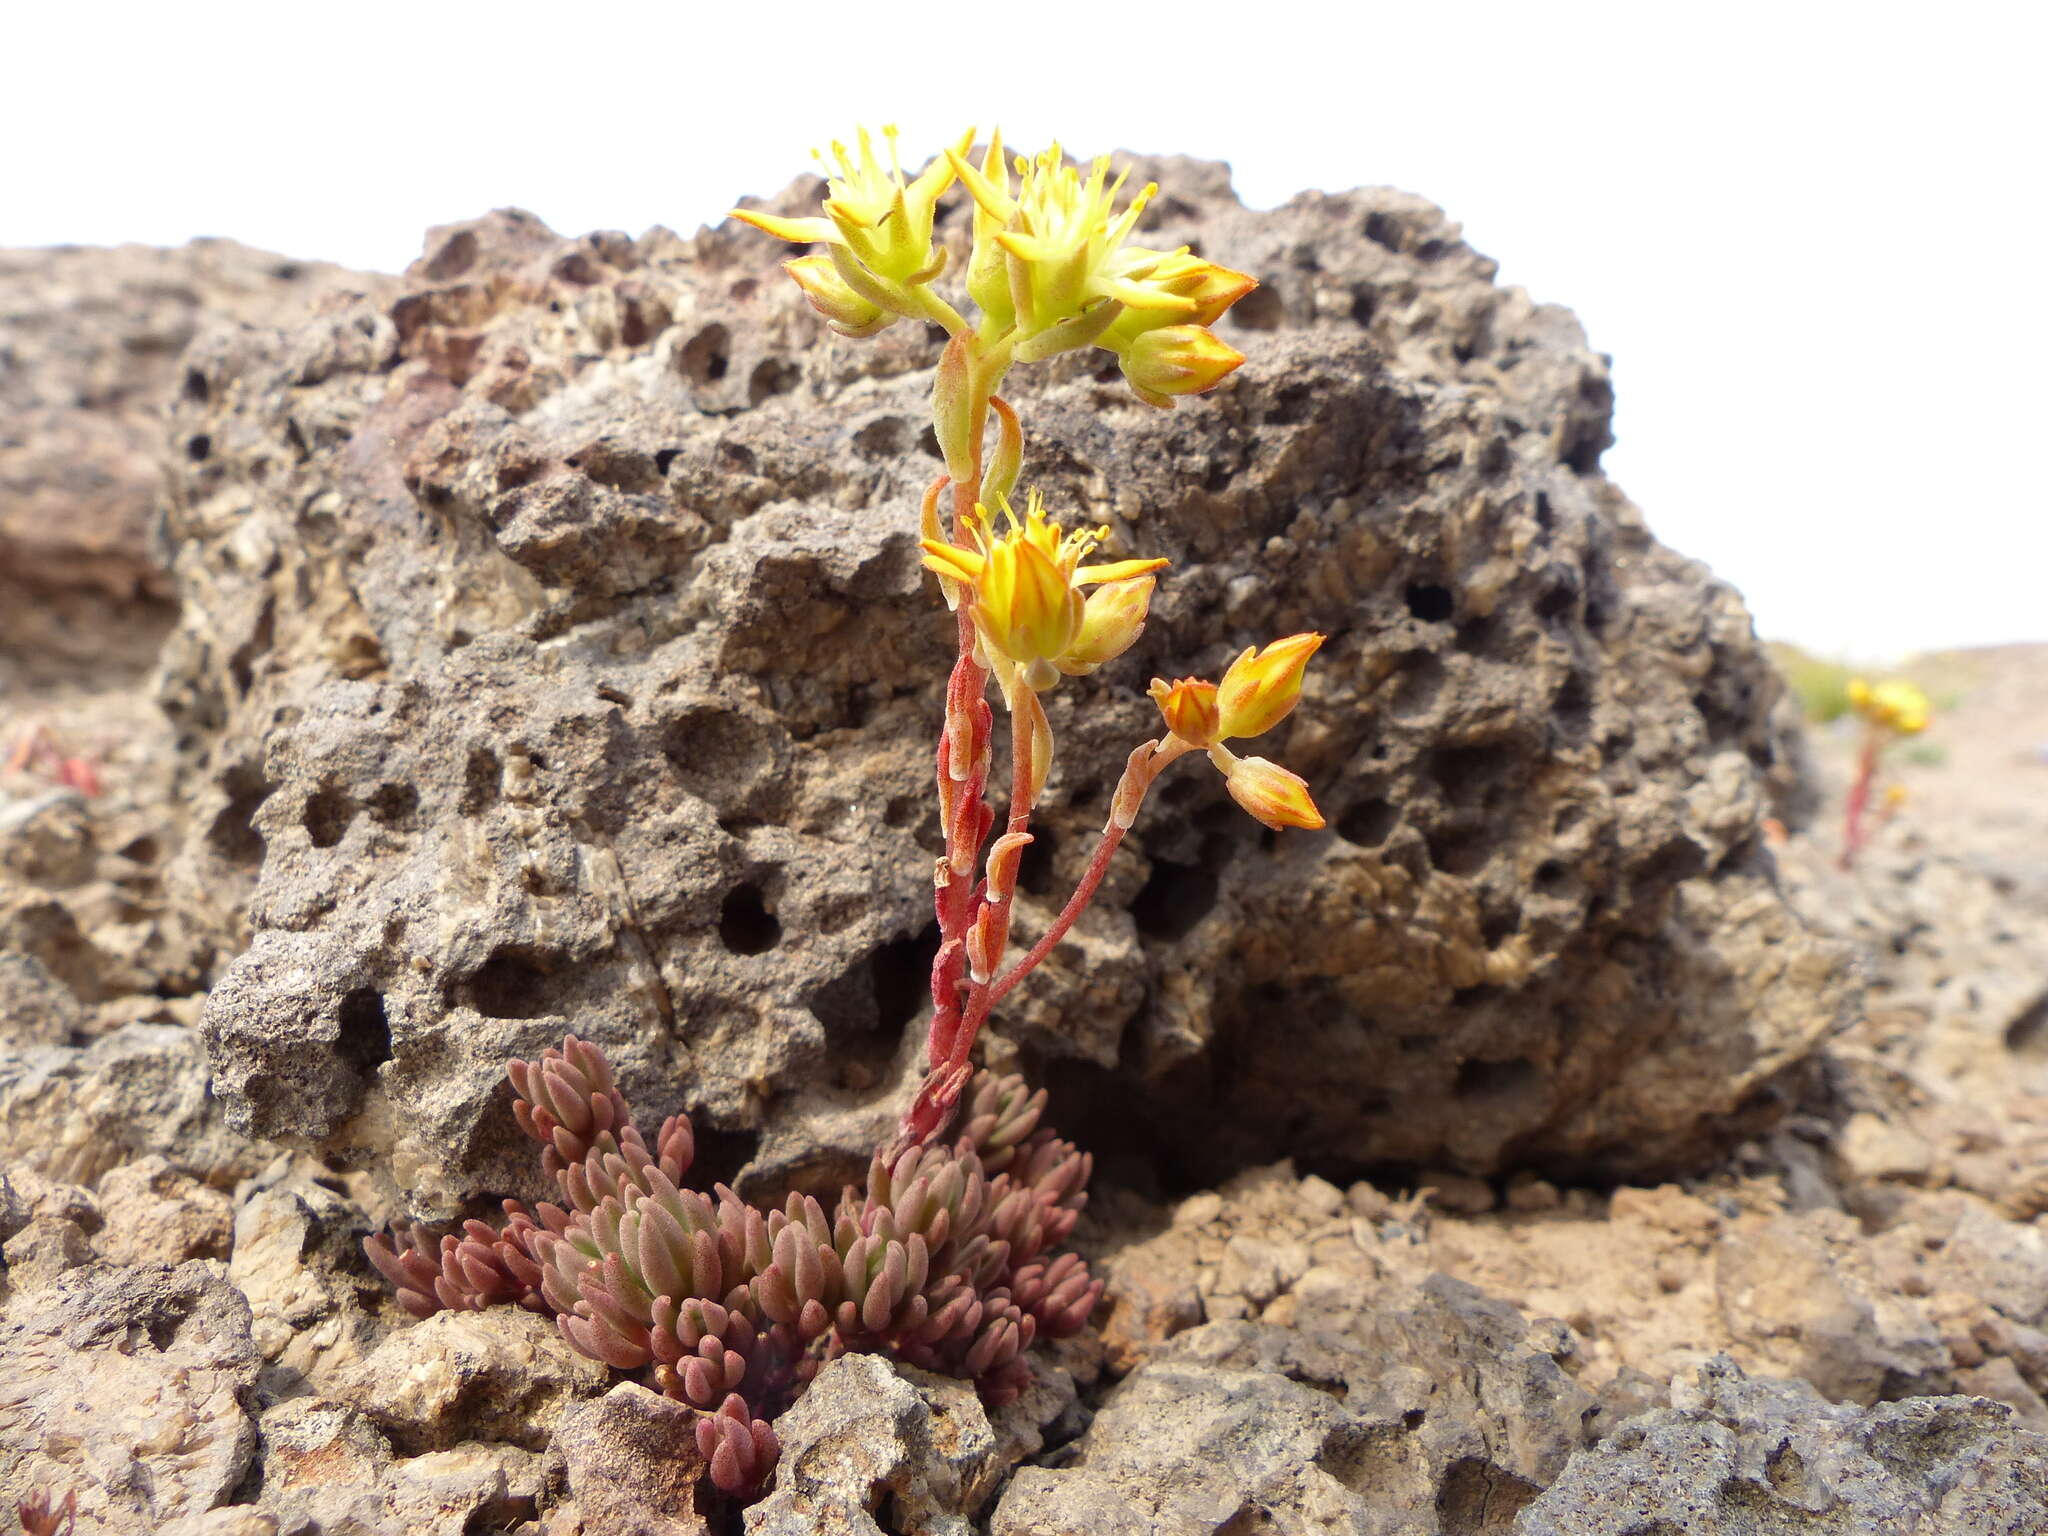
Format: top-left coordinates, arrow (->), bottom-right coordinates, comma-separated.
1846,677 -> 1931,736
736,128 -> 1328,1148
1838,676 -> 1933,869
367,1036 -> 1102,1497
733,126 -> 1253,415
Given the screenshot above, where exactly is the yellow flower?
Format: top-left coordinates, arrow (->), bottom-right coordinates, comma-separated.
921,491 -> 1166,692
1848,677 -> 1931,735
1149,633 -> 1327,830
948,142 -> 1155,338
732,126 -> 970,322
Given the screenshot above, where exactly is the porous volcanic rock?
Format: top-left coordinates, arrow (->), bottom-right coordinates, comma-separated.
0,241 -> 384,678
155,158 -> 1853,1215
994,1268 -> 1591,1534
1518,1354 -> 2048,1533
0,1262 -> 263,1530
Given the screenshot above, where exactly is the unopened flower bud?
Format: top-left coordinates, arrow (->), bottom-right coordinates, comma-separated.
1149,676 -> 1221,747
1217,633 -> 1323,740
1216,750 -> 1325,831
1059,576 -> 1156,676
1118,324 -> 1246,408
784,254 -> 892,337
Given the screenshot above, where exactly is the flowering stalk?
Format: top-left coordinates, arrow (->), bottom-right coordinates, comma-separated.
1838,677 -> 1930,870
740,128 -> 1327,1145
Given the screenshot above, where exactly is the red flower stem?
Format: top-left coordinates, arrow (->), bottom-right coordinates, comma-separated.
1838,727 -> 1882,871
984,737 -> 1194,1008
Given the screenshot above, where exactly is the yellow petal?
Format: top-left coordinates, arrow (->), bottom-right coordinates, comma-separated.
731,209 -> 841,245
920,539 -> 984,586
1075,555 -> 1169,586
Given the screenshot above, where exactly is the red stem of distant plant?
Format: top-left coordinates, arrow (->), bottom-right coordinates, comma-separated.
1838,728 -> 1881,871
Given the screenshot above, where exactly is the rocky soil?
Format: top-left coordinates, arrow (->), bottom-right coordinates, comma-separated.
1,160 -> 2045,1534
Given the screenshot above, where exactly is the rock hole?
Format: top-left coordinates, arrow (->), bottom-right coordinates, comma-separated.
689,1125 -> 762,1192
1227,284 -> 1285,331
1393,651 -> 1446,719
1435,1457 -> 1540,1535
807,922 -> 940,1039
1430,745 -> 1507,810
1132,858 -> 1220,942
1263,382 -> 1314,427
143,1298 -> 194,1353
1534,491 -> 1554,531
1478,900 -> 1521,948
1363,211 -> 1404,251
1641,836 -> 1707,887
748,357 -> 800,404
1349,289 -> 1377,326
1403,1408 -> 1426,1430
718,883 -> 782,955
1336,797 -> 1397,848
1424,825 -> 1494,878
423,229 -> 479,281
460,748 -> 500,815
2004,994 -> 2048,1055
336,988 -> 392,1076
366,782 -> 418,826
916,425 -> 943,459
1404,583 -> 1454,623
462,945 -> 559,1020
303,786 -> 356,849
1016,828 -> 1059,897
1534,860 -> 1577,897
1535,566 -> 1580,621
1553,673 -> 1593,740
185,433 -> 212,462
1454,1056 -> 1537,1100
208,762 -> 273,867
182,367 -> 210,403
679,324 -> 731,385
1453,616 -> 1497,656
853,415 -> 910,461
653,448 -> 681,476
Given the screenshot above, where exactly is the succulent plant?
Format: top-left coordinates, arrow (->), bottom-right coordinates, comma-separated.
368,1034 -> 1102,1496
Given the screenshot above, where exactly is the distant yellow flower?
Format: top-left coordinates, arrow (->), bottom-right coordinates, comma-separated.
921,492 -> 1166,693
1847,677 -> 1930,735
1148,634 -> 1326,830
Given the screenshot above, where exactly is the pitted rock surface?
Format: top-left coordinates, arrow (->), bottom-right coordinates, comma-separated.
1518,1354 -> 2048,1533
153,161 -> 1854,1213
0,240 -> 385,676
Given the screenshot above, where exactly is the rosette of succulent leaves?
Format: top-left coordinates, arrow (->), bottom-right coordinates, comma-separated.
367,129 -> 1328,1501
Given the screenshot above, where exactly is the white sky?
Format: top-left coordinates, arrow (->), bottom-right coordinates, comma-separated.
7,1 -> 2041,660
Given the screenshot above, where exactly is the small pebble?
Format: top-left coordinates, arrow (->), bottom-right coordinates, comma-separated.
1297,1174 -> 1346,1218
1174,1191 -> 1223,1228
1347,1181 -> 1392,1220
1420,1170 -> 1497,1215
